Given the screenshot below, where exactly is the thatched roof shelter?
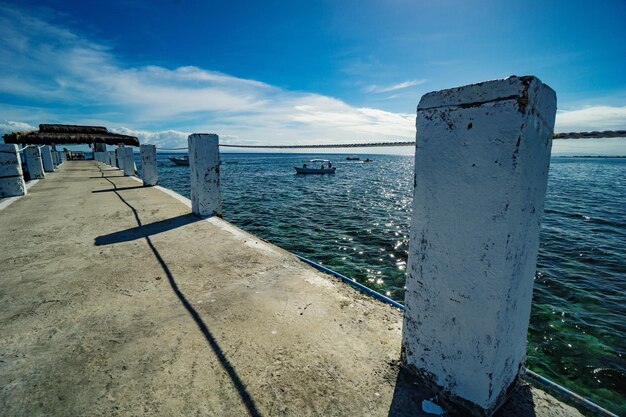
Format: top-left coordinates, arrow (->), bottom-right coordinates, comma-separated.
3,124 -> 139,146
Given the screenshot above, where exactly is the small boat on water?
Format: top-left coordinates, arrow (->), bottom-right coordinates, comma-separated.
169,156 -> 189,166
294,166 -> 336,174
346,156 -> 360,161
362,158 -> 373,163
295,159 -> 336,174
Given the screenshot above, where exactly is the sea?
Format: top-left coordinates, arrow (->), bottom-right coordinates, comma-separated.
138,152 -> 625,414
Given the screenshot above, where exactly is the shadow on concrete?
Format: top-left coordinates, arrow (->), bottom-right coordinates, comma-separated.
93,185 -> 145,193
386,367 -> 539,417
95,214 -> 201,245
387,367 -> 433,417
494,384 -> 537,417
95,166 -> 263,417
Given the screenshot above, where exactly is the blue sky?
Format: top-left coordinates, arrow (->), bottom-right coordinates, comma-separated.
1,0 -> 625,154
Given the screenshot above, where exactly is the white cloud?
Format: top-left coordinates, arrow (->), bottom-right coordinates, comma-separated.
365,79 -> 427,93
0,121 -> 37,135
0,4 -> 414,148
555,106 -> 626,132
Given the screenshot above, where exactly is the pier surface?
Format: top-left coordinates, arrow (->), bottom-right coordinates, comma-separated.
0,161 -> 584,416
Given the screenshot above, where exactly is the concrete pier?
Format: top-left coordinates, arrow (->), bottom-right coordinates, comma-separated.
402,76 -> 557,416
0,144 -> 26,197
189,133 -> 221,217
123,147 -> 134,176
0,160 -> 585,417
41,145 -> 54,172
24,146 -> 45,179
140,144 -> 157,186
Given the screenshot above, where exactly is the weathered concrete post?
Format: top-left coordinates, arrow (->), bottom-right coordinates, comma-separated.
41,146 -> 54,172
116,147 -> 125,171
188,133 -> 221,217
123,147 -> 134,176
402,76 -> 556,416
24,146 -> 45,179
0,144 -> 27,198
140,144 -> 157,186
109,151 -> 116,167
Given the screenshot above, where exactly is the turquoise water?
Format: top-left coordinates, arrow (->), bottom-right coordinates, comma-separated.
142,153 -> 625,414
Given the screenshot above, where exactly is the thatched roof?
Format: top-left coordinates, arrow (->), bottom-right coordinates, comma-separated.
3,124 -> 139,146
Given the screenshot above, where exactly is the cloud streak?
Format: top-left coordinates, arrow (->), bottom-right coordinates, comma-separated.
365,79 -> 428,93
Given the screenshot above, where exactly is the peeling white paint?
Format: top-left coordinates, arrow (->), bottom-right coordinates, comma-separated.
109,151 -> 117,167
402,76 -> 557,415
123,148 -> 134,176
0,144 -> 26,198
41,146 -> 54,172
24,147 -> 45,180
188,133 -> 221,217
140,144 -> 158,186
116,147 -> 125,172
0,179 -> 39,211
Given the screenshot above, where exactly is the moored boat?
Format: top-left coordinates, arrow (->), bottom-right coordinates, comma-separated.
294,166 -> 336,174
295,159 -> 336,174
169,156 -> 189,166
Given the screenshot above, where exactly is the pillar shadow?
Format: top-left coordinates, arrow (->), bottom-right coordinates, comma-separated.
94,166 -> 263,417
387,367 -> 538,417
93,185 -> 146,193
95,214 -> 201,245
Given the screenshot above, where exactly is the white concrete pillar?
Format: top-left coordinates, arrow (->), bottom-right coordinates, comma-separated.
41,146 -> 54,172
123,147 -> 134,176
24,146 -> 45,179
116,147 -> 125,171
140,144 -> 157,186
0,144 -> 27,198
109,151 -> 116,167
188,133 -> 221,217
402,76 -> 556,416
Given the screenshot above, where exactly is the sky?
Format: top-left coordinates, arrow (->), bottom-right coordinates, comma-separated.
0,0 -> 625,154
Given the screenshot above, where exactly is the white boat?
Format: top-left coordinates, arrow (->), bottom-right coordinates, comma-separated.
169,156 -> 189,166
294,166 -> 336,174
295,159 -> 335,174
